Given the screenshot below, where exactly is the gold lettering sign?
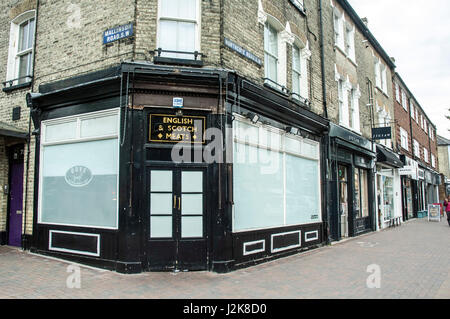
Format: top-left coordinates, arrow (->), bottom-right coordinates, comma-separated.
149,114 -> 206,144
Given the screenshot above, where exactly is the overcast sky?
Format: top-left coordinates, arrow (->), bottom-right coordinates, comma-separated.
348,0 -> 450,140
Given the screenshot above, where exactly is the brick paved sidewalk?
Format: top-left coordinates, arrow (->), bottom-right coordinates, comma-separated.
1,218 -> 449,299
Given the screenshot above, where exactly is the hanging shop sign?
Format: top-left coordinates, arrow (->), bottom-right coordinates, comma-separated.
103,23 -> 133,44
372,127 -> 392,140
149,114 -> 206,144
224,38 -> 262,66
428,204 -> 441,222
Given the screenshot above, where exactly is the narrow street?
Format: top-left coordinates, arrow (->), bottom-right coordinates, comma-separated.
0,218 -> 449,299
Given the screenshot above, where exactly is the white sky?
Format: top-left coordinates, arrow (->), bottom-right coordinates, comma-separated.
348,0 -> 450,140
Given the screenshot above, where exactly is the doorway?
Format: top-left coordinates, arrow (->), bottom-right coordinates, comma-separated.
7,144 -> 24,247
146,166 -> 207,271
338,165 -> 349,239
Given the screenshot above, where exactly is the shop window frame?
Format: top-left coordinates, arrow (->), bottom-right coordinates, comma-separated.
37,108 -> 121,230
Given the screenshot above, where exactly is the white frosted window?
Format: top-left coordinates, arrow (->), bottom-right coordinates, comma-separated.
151,194 -> 173,215
302,141 -> 319,159
285,136 -> 302,155
80,115 -> 118,138
182,216 -> 202,238
182,194 -> 202,215
285,155 -> 320,225
260,128 -> 282,151
234,121 -> 259,145
182,171 -> 202,192
151,216 -> 172,238
232,118 -> 321,232
151,170 -> 172,192
45,121 -> 77,143
40,139 -> 118,228
233,143 -> 284,231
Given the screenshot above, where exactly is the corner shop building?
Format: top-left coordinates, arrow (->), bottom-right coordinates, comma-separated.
28,63 -> 329,273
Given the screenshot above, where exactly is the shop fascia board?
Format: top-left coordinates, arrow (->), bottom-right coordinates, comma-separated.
234,79 -> 329,135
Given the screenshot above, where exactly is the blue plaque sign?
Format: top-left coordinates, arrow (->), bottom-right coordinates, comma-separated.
103,23 -> 133,44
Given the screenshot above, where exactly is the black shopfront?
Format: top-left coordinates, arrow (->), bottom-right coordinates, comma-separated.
327,123 -> 376,241
28,63 -> 329,273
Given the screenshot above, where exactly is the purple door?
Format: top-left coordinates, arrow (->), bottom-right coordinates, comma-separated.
8,161 -> 24,247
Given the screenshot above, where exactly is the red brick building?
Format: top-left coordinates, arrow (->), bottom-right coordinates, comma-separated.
393,72 -> 439,220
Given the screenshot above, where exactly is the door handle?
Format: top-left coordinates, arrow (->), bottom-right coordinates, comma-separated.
178,197 -> 181,211
174,195 -> 176,209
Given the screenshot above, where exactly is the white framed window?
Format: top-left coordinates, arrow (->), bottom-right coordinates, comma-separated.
413,139 -> 420,158
424,121 -> 428,134
6,10 -> 36,86
157,0 -> 200,59
415,109 -> 419,123
401,90 -> 407,111
423,148 -> 429,163
292,44 -> 301,98
264,22 -> 279,86
410,102 -> 415,119
333,9 -> 345,50
395,82 -> 400,102
38,109 -> 120,229
338,79 -> 345,125
421,115 -> 424,129
375,58 -> 381,88
345,23 -> 355,62
400,127 -> 409,151
431,154 -> 436,168
380,64 -> 387,93
290,0 -> 305,12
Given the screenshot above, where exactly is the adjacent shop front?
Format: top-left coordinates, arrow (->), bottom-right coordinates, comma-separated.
399,156 -> 418,220
375,145 -> 403,229
328,123 -> 375,241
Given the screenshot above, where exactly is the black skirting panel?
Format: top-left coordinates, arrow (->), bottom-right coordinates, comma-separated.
232,223 -> 323,267
33,225 -> 118,266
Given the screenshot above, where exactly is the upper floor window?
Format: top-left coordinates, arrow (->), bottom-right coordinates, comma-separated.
431,154 -> 436,168
401,90 -> 408,111
395,82 -> 400,103
337,76 -> 360,132
374,58 -> 387,94
5,11 -> 36,87
333,9 -> 345,50
420,115 -> 424,129
400,127 -> 409,151
292,45 -> 301,98
413,139 -> 420,158
264,22 -> 279,86
415,109 -> 419,123
344,24 -> 355,62
423,148 -> 429,163
157,0 -> 200,60
410,102 -> 415,119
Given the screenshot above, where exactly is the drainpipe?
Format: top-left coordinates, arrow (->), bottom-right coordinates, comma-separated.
318,0 -> 328,119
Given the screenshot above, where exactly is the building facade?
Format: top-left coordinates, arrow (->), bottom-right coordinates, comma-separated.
437,135 -> 450,200
0,0 -> 442,273
393,73 -> 439,222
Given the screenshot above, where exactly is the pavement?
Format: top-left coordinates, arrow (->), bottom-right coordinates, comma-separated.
0,218 -> 449,299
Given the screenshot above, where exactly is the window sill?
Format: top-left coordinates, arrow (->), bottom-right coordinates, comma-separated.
289,0 -> 307,16
153,56 -> 204,67
375,86 -> 389,98
2,81 -> 32,93
263,79 -> 290,96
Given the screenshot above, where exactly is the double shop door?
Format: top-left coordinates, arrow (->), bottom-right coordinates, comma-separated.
146,166 -> 208,271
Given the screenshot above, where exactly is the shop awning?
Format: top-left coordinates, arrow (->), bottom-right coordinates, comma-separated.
0,121 -> 28,140
376,146 -> 403,168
